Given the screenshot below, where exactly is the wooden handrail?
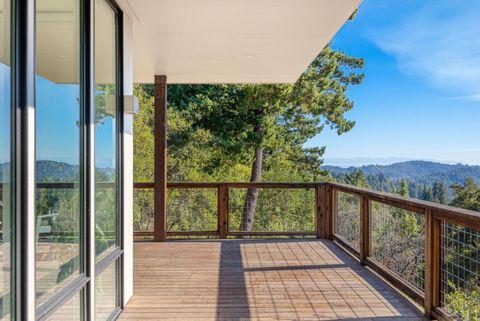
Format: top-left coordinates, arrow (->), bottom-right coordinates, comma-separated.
135,181 -> 320,189
329,181 -> 480,230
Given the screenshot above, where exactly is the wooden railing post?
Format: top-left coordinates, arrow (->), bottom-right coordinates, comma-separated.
316,183 -> 334,239
316,184 -> 326,238
326,184 -> 334,239
154,75 -> 167,242
360,196 -> 370,265
424,209 -> 440,318
218,185 -> 228,239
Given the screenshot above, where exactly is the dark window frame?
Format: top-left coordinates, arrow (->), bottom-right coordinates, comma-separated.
10,0 -> 124,319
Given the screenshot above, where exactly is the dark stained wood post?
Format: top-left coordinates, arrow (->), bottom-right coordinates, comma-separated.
154,75 -> 167,242
326,184 -> 334,239
360,196 -> 370,265
316,183 -> 334,239
316,184 -> 326,238
424,209 -> 441,318
218,184 -> 228,239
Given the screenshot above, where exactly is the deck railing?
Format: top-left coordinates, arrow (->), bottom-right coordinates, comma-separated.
134,181 -> 480,320
330,182 -> 480,321
25,181 -> 480,320
133,182 -> 320,238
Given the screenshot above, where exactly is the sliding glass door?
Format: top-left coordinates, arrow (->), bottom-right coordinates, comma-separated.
0,0 -> 123,318
35,0 -> 82,309
94,0 -> 122,320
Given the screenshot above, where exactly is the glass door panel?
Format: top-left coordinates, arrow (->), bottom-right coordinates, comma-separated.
45,292 -> 82,321
35,0 -> 81,306
95,263 -> 118,321
94,0 -> 121,319
95,0 -> 118,261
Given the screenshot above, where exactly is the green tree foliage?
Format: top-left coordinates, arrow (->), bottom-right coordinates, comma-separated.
133,86 -> 155,182
168,45 -> 365,179
421,185 -> 434,202
400,178 -> 409,197
344,169 -> 369,188
450,178 -> 480,211
432,180 -> 448,204
164,44 -> 364,230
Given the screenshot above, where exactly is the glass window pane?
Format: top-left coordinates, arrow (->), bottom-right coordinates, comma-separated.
0,0 -> 11,319
95,0 -> 117,260
95,261 -> 118,320
35,0 -> 81,305
45,291 -> 81,321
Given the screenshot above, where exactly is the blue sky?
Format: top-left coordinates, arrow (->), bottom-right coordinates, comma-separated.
36,76 -> 116,168
0,64 -> 116,168
306,0 -> 480,166
2,0 -> 479,168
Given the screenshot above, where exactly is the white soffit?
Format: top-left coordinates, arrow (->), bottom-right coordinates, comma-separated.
128,0 -> 361,84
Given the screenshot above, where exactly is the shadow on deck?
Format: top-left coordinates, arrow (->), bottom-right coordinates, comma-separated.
119,239 -> 424,321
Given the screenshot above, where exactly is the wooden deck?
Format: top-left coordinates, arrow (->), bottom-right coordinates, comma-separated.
119,239 -> 424,321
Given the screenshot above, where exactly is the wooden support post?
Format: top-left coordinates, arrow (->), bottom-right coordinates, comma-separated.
326,184 -> 334,239
316,184 -> 326,238
154,75 -> 167,242
360,196 -> 370,265
218,185 -> 228,239
424,209 -> 441,318
317,184 -> 334,239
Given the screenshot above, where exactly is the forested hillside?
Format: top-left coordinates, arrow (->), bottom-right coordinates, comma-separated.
325,161 -> 480,203
324,160 -> 480,180
0,160 -> 114,182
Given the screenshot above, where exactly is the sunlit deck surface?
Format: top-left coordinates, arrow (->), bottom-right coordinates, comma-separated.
119,239 -> 423,321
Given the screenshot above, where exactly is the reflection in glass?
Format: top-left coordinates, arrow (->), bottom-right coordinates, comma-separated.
0,0 -> 11,319
35,0 -> 81,305
95,0 -> 117,260
45,292 -> 81,321
95,262 -> 118,321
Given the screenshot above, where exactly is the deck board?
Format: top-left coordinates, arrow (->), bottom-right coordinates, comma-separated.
119,239 -> 424,321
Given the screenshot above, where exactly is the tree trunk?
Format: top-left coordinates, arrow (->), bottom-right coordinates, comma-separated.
240,147 -> 263,231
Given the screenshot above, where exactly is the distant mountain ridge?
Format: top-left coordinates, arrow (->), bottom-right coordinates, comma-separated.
0,160 -> 114,182
323,160 -> 480,186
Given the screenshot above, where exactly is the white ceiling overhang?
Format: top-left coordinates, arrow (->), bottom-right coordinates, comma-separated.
1,0 -> 361,85
127,0 -> 361,84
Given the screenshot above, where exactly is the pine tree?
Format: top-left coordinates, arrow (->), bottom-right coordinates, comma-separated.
421,185 -> 434,202
432,181 -> 448,204
400,178 -> 409,197
344,169 -> 369,188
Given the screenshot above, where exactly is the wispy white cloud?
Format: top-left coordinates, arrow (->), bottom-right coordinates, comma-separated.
368,1 -> 480,101
442,94 -> 480,102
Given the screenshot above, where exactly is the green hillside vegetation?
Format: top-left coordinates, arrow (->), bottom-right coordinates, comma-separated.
326,161 -> 480,202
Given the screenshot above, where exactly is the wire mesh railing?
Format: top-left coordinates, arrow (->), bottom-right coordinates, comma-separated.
133,182 -> 320,239
440,222 -> 480,320
228,187 -> 315,233
167,187 -> 217,232
370,201 -> 425,291
133,188 -> 154,235
329,182 -> 480,321
334,191 -> 361,250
